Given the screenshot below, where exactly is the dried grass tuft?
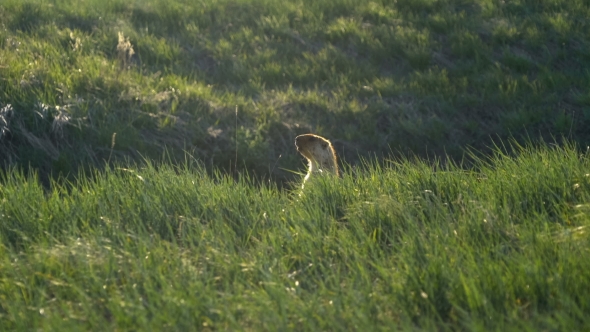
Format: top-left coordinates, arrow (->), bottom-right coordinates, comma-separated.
117,32 -> 135,70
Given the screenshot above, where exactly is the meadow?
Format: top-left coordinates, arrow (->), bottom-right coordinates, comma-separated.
1,143 -> 590,330
1,0 -> 589,181
1,0 -> 590,329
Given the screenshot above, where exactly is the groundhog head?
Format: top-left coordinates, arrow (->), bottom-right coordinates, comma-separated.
295,134 -> 339,176
295,134 -> 328,159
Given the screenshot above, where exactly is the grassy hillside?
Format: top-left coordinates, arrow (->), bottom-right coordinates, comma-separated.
2,1 -> 590,329
1,0 -> 590,182
1,143 -> 590,330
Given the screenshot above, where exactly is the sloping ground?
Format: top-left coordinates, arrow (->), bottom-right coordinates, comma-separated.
0,143 -> 589,329
1,0 -> 590,182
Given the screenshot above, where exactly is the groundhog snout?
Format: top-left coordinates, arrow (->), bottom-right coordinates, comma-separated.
295,135 -> 313,149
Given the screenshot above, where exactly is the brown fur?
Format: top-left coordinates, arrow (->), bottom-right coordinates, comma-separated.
295,134 -> 339,183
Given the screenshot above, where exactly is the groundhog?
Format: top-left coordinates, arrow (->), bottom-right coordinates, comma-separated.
295,134 -> 339,184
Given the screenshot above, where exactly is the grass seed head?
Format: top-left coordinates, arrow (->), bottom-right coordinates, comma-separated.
117,32 -> 135,69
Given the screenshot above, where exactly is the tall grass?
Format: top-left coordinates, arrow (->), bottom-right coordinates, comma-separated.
1,142 -> 589,330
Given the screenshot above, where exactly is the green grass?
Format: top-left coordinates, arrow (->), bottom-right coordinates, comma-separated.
1,0 -> 590,182
1,1 -> 590,329
1,142 -> 589,330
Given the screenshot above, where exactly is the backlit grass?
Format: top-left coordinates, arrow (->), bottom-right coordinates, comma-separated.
1,143 -> 589,330
2,0 -> 590,330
